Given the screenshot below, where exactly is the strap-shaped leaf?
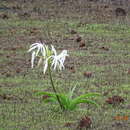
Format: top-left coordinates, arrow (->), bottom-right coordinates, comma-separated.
35,91 -> 56,97
43,97 -> 57,103
68,85 -> 77,99
74,93 -> 100,101
72,99 -> 99,107
56,93 -> 70,109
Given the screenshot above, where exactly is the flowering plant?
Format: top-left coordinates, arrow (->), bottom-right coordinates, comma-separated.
28,42 -> 68,110
28,42 -> 100,111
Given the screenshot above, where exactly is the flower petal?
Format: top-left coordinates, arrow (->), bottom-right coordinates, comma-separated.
59,59 -> 64,70
28,46 -> 37,52
37,57 -> 43,67
41,45 -> 46,57
44,59 -> 49,74
51,45 -> 57,56
31,51 -> 36,68
30,42 -> 40,48
36,46 -> 41,56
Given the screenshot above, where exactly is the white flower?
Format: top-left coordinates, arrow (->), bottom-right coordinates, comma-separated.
28,42 -> 46,68
28,42 -> 46,57
51,45 -> 68,70
43,45 -> 68,73
28,43 -> 69,74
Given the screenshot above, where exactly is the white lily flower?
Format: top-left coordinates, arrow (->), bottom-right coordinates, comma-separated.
43,46 -> 68,74
50,45 -> 68,70
28,42 -> 47,69
28,43 -> 68,74
28,42 -> 46,57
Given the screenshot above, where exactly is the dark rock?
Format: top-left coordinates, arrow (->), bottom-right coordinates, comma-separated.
79,40 -> 85,47
84,72 -> 92,78
115,8 -> 127,17
77,116 -> 92,129
106,96 -> 124,105
75,35 -> 82,42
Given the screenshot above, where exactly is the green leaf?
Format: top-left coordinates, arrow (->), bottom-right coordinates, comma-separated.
56,93 -> 70,109
74,93 -> 100,101
44,97 -> 57,103
72,99 -> 99,107
35,91 -> 100,111
68,85 -> 77,99
35,91 -> 56,97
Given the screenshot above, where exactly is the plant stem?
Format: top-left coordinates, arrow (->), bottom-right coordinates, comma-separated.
48,63 -> 64,110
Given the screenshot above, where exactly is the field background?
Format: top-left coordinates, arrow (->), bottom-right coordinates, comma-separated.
0,0 -> 130,130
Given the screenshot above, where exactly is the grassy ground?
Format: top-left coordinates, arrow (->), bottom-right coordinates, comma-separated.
0,0 -> 130,130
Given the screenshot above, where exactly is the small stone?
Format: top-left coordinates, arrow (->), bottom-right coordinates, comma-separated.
67,66 -> 75,73
0,14 -> 9,19
64,122 -> 73,128
77,116 -> 92,129
6,55 -> 10,58
84,72 -> 92,78
70,29 -> 77,34
106,96 -> 124,105
16,68 -> 21,73
99,46 -> 109,51
79,40 -> 85,47
75,35 -> 82,42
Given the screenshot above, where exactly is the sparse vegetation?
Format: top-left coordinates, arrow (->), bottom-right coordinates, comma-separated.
0,0 -> 130,130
